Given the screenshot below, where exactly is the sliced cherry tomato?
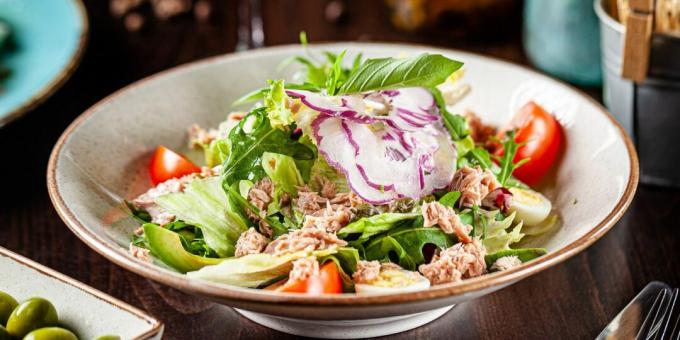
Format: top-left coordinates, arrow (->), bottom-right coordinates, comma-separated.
280,261 -> 343,294
497,101 -> 563,186
148,145 -> 201,185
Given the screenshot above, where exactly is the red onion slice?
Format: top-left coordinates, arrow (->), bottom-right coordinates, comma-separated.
312,116 -> 397,204
294,87 -> 457,202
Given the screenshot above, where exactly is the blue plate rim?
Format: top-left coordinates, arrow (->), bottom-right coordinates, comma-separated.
0,0 -> 89,128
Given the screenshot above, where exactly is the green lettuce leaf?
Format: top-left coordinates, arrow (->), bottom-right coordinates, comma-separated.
143,223 -> 223,273
264,80 -> 295,129
221,107 -> 315,186
337,212 -> 420,244
484,248 -> 547,269
156,177 -> 248,257
481,211 -> 525,254
309,155 -> 349,193
262,152 -> 304,197
187,249 -> 336,288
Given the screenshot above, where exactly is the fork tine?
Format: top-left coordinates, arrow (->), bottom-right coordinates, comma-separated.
659,288 -> 679,340
650,290 -> 674,340
637,288 -> 670,340
668,289 -> 680,340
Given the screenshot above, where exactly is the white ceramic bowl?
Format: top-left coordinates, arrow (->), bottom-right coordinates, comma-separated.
47,43 -> 638,337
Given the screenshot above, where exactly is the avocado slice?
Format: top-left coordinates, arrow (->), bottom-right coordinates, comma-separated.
143,224 -> 223,273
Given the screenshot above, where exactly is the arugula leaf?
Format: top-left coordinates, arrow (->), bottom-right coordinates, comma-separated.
221,107 -> 315,186
430,87 -> 469,141
224,184 -> 289,237
299,31 -> 308,46
294,56 -> 328,87
124,200 -> 151,223
325,50 -> 347,96
232,87 -> 269,107
339,53 -> 463,94
364,228 -> 455,270
468,148 -> 493,170
338,212 -> 420,244
438,191 -> 461,208
495,130 -> 530,186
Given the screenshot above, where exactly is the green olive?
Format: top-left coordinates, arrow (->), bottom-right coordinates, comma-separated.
0,325 -> 10,340
23,327 -> 77,340
94,335 -> 121,340
0,291 -> 18,325
5,298 -> 58,338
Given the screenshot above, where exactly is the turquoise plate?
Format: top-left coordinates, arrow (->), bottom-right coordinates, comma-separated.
0,0 -> 88,127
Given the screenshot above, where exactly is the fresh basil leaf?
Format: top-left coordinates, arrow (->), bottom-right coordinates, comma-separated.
438,191 -> 461,208
350,53 -> 363,74
338,53 -> 463,94
221,107 -> 315,186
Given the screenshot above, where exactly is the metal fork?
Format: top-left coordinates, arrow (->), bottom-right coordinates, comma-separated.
637,287 -> 680,340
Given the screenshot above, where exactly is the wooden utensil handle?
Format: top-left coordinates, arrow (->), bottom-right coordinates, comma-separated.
622,0 -> 654,83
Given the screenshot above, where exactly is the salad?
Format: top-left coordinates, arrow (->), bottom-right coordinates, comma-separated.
127,38 -> 563,295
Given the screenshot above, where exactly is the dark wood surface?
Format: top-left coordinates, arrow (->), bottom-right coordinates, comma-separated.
1,1 -> 679,339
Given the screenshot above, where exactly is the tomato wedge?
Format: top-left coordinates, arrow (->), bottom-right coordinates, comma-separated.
280,261 -> 343,294
498,101 -> 563,186
148,145 -> 201,185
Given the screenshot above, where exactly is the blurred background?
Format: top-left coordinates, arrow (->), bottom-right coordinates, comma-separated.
2,1 -> 680,339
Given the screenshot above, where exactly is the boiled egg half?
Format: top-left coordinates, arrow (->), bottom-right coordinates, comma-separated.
355,268 -> 430,294
508,187 -> 552,226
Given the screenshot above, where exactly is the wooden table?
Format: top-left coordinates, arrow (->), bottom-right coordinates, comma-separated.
1,1 -> 678,338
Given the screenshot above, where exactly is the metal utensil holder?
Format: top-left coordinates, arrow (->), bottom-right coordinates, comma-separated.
596,0 -> 680,187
